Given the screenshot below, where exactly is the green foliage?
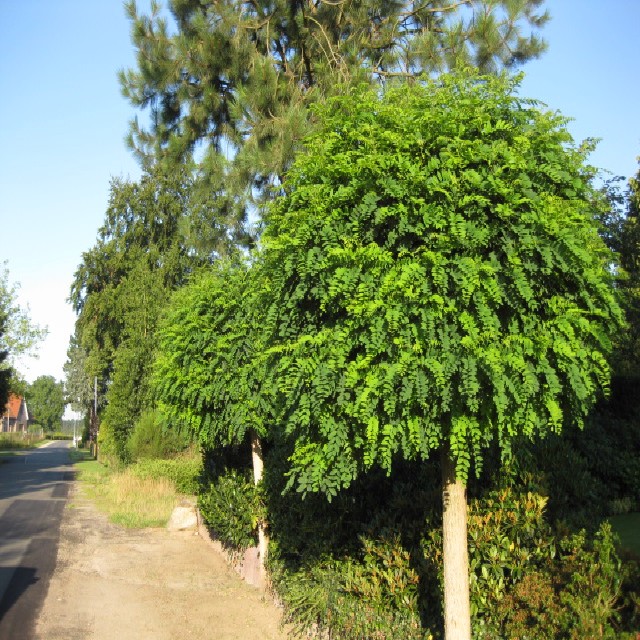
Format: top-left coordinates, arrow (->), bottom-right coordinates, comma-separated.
615,162 -> 640,376
129,455 -> 202,495
259,71 -> 623,495
121,0 -> 548,243
63,334 -> 93,415
265,456 -> 638,638
469,488 -> 555,617
153,259 -> 272,450
96,420 -> 124,469
0,295 -> 8,408
44,433 -> 73,441
26,375 -> 65,432
198,469 -> 263,550
126,410 -> 190,462
70,167 -> 206,457
481,524 -> 628,639
0,263 -> 47,404
275,538 -> 427,640
524,381 -> 640,527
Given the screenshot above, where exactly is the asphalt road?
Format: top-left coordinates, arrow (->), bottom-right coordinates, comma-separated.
0,441 -> 73,640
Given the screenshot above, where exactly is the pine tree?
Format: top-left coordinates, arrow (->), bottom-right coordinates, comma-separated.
120,0 -> 549,244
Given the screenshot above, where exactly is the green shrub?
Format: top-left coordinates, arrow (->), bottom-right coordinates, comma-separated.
198,469 -> 262,550
126,410 -> 190,461
467,488 -> 556,620
421,487 -> 632,639
274,534 -> 428,640
263,449 -> 640,639
483,524 -> 630,639
130,454 -> 202,494
198,434 -> 639,638
97,420 -> 123,469
45,432 -> 73,440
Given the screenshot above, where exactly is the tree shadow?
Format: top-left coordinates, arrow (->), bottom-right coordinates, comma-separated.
0,566 -> 39,621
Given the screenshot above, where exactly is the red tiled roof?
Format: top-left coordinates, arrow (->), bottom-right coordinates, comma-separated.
5,394 -> 23,419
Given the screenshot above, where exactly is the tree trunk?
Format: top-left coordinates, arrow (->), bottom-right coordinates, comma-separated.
250,430 -> 268,576
441,447 -> 471,640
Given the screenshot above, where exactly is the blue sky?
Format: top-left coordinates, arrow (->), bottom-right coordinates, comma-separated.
0,0 -> 639,387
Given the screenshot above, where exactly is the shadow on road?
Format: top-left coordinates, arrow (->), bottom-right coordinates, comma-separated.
0,442 -> 73,640
0,567 -> 38,620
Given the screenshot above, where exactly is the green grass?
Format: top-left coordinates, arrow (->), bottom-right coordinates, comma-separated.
87,468 -> 179,528
608,512 -> 640,557
69,448 -> 182,528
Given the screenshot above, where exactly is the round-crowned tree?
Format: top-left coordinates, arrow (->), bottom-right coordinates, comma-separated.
152,258 -> 273,569
258,72 -> 623,639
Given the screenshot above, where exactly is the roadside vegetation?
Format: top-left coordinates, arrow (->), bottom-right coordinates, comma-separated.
59,2 -> 640,638
70,445 -> 201,529
0,433 -> 43,450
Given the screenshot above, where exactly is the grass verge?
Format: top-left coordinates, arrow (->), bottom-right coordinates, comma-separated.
70,448 -> 186,529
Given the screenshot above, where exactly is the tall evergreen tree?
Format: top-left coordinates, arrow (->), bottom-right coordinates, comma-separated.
63,333 -> 95,415
70,166 -> 205,456
120,0 -> 549,242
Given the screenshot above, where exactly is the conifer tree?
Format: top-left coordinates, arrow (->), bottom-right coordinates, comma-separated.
120,0 -> 549,243
70,166 -> 205,457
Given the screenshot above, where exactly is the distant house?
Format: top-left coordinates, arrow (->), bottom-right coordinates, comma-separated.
2,394 -> 30,433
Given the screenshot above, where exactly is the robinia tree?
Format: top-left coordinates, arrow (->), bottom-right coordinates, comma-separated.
257,72 -> 623,639
152,258 -> 272,569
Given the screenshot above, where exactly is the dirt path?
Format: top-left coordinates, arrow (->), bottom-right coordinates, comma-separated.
35,484 -> 290,640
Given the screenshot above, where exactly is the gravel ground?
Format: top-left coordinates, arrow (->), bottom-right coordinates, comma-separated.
35,483 -> 290,640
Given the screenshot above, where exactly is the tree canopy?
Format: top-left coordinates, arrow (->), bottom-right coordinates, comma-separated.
120,0 -> 549,243
153,258 -> 272,450
63,334 -> 94,416
251,71 -> 624,639
69,166 -> 205,454
27,375 -> 65,432
257,71 -> 623,496
0,263 -> 48,407
615,162 -> 640,376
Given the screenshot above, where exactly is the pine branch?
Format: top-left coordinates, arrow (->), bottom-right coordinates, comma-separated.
401,0 -> 473,20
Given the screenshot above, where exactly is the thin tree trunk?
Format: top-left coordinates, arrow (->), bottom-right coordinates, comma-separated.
441,447 -> 471,640
250,429 -> 268,577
